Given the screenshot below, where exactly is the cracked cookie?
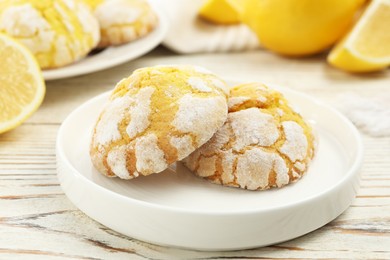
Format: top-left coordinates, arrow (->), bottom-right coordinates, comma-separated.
90,65 -> 229,179
0,0 -> 100,69
84,0 -> 158,48
183,82 -> 316,190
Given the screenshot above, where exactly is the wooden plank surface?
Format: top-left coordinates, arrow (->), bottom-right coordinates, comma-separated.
1,47 -> 390,259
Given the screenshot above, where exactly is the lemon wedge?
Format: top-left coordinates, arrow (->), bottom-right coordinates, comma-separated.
199,0 -> 241,25
328,0 -> 390,72
0,33 -> 45,134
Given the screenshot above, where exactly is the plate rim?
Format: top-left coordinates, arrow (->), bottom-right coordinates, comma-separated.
43,1 -> 169,81
56,85 -> 364,216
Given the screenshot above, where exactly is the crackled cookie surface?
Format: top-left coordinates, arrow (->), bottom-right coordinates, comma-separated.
0,0 -> 100,69
90,65 -> 229,179
183,83 -> 316,190
84,0 -> 158,48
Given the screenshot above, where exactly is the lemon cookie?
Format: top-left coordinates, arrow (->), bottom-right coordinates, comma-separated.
84,0 -> 158,48
183,83 -> 316,190
0,0 -> 100,69
90,65 -> 229,179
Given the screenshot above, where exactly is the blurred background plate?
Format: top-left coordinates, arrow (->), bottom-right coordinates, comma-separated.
43,1 -> 168,81
56,84 -> 363,251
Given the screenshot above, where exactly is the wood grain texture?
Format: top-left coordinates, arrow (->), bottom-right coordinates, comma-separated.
1,47 -> 389,259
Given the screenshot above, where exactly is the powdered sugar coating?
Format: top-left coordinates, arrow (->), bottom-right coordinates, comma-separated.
170,135 -> 194,159
280,121 -> 308,162
76,1 -> 100,44
54,36 -> 72,66
276,108 -> 284,116
201,123 -> 231,155
187,77 -> 212,92
292,170 -> 300,178
197,156 -> 217,177
135,134 -> 167,174
211,78 -> 229,95
94,0 -> 142,28
0,4 -> 45,36
220,150 -> 235,184
257,96 -> 267,103
126,87 -> 154,138
94,95 -> 133,145
173,95 -> 228,145
229,108 -> 279,151
107,146 -> 132,179
274,155 -> 289,187
0,4 -> 54,53
236,148 -> 288,190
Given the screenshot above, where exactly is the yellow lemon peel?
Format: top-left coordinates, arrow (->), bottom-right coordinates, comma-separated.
0,33 -> 45,134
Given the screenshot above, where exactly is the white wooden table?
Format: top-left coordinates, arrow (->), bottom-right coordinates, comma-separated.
1,47 -> 390,259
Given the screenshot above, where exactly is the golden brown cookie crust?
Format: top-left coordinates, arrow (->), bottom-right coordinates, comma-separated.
183,82 -> 316,190
86,0 -> 158,48
90,65 -> 229,179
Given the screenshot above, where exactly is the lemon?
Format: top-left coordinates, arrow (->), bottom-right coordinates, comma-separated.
0,33 -> 45,134
199,0 -> 240,24
235,0 -> 365,56
83,0 -> 104,9
328,0 -> 390,72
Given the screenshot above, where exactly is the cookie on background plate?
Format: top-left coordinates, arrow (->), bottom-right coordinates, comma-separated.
90,65 -> 229,179
0,0 -> 100,69
183,82 -> 317,190
84,0 -> 158,48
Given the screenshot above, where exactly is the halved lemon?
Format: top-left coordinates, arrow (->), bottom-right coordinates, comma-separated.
0,33 -> 45,134
328,0 -> 390,72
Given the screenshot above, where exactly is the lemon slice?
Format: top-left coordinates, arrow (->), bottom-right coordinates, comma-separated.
328,0 -> 390,72
0,34 -> 45,134
199,0 -> 241,25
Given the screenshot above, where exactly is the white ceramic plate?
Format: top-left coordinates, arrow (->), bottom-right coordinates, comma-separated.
43,1 -> 168,81
56,85 -> 363,251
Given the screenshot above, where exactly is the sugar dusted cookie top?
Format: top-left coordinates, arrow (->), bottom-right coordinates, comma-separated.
90,65 -> 229,179
183,82 -> 316,190
84,0 -> 158,48
0,0 -> 100,69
